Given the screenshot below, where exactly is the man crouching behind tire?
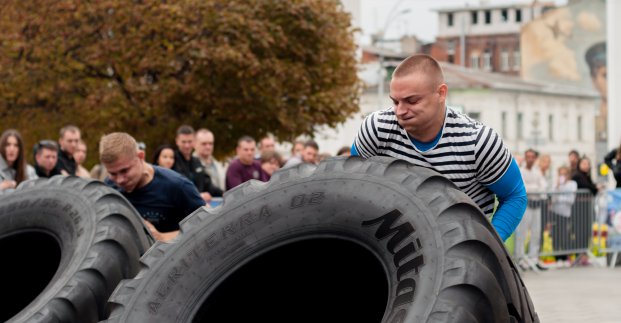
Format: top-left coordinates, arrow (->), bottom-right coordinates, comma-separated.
100,132 -> 205,242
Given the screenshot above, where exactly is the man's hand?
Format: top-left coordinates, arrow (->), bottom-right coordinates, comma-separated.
200,192 -> 212,202
142,219 -> 179,242
0,180 -> 17,190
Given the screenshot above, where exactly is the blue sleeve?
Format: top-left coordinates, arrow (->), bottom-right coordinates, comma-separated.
351,143 -> 359,156
486,158 -> 527,241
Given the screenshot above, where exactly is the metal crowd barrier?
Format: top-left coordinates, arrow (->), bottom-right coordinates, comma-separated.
517,189 -> 621,269
524,189 -> 594,258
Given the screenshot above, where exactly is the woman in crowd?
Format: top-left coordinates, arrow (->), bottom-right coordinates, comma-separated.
152,144 -> 176,169
603,140 -> 621,188
550,166 -> 577,266
572,157 -> 599,196
260,151 -> 283,179
74,140 -> 91,178
571,156 -> 601,265
0,129 -> 37,193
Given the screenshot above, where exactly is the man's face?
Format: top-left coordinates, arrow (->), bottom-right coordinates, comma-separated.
195,132 -> 214,158
60,130 -> 81,155
292,143 -> 304,156
104,152 -> 144,193
569,153 -> 579,166
390,74 -> 446,137
237,140 -> 256,165
302,146 -> 318,164
74,143 -> 87,164
260,137 -> 275,153
176,133 -> 194,159
524,151 -> 537,169
36,148 -> 57,172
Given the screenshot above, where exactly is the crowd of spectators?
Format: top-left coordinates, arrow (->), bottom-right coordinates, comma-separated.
0,125 -> 352,241
2,123 -> 619,247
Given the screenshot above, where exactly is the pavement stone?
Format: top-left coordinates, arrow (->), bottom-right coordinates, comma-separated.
521,266 -> 621,323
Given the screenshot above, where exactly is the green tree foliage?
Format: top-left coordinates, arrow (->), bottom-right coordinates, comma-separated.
0,0 -> 361,166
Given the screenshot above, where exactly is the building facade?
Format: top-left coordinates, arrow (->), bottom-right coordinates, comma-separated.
431,2 -> 555,75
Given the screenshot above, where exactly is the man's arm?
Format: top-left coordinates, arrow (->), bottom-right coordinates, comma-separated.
142,219 -> 178,242
486,158 -> 527,241
350,143 -> 359,156
352,111 -> 380,158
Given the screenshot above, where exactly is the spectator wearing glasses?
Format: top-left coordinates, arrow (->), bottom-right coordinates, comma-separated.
0,129 -> 37,193
100,132 -> 204,242
34,140 -> 61,178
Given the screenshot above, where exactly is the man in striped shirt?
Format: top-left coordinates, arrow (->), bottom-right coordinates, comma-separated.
352,54 -> 526,241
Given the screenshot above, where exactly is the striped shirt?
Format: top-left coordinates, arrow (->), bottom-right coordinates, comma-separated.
354,106 -> 512,216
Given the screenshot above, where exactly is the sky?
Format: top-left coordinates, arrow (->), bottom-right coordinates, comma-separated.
358,0 -> 568,44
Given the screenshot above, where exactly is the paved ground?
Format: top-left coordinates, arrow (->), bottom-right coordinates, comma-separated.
521,266 -> 621,322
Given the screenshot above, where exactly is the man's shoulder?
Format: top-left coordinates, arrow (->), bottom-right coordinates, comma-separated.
445,106 -> 485,128
367,107 -> 395,120
153,166 -> 191,186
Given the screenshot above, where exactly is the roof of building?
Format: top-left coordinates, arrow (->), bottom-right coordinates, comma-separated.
440,62 -> 599,98
433,1 -> 555,13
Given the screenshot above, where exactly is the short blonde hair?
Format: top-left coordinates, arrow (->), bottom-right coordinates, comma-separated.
99,132 -> 138,164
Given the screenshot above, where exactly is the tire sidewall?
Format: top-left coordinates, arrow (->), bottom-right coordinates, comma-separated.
0,188 -> 95,321
121,171 -> 447,322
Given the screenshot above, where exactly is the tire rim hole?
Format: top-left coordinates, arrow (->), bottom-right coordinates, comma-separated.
194,238 -> 388,322
0,231 -> 61,321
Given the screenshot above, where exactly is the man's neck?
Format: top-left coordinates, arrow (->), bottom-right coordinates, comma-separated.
136,162 -> 155,190
198,154 -> 212,165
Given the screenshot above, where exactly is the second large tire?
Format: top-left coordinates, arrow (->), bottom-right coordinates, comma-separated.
105,157 -> 538,323
0,176 -> 152,322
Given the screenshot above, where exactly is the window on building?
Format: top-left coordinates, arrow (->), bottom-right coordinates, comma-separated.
471,11 -> 478,25
577,116 -> 582,141
501,111 -> 507,138
501,9 -> 509,22
447,40 -> 456,64
501,49 -> 509,71
517,112 -> 523,140
548,114 -> 554,141
484,10 -> 492,24
483,50 -> 492,71
470,54 -> 480,69
512,50 -> 520,71
448,13 -> 454,27
515,9 -> 522,22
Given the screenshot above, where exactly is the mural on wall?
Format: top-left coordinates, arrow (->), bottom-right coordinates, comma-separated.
521,0 -> 606,141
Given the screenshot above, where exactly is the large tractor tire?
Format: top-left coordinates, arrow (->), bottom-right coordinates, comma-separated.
0,176 -> 152,322
105,157 -> 538,323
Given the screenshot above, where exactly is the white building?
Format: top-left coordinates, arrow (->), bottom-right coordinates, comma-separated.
443,62 -> 599,180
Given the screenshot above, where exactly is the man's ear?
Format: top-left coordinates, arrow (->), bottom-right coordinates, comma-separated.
438,83 -> 448,102
137,150 -> 145,161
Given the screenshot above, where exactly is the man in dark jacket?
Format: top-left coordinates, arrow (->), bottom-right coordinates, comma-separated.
172,125 -> 223,202
34,140 -> 62,178
56,125 -> 81,175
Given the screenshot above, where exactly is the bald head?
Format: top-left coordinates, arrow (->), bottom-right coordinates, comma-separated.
393,54 -> 444,87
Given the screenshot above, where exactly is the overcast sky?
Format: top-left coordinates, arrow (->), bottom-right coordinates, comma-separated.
358,0 -> 568,44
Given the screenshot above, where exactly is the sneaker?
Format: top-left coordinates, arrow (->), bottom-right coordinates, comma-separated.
535,263 -> 549,271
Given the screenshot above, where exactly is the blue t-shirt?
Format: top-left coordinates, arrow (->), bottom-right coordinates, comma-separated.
106,165 -> 205,232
